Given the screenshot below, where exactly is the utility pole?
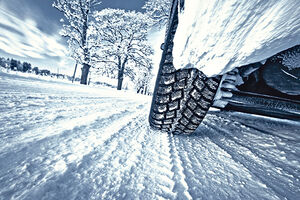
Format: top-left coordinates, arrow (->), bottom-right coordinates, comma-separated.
72,61 -> 78,83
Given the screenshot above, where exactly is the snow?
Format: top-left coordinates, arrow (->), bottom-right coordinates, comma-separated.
173,0 -> 300,77
1,71 -> 300,199
279,49 -> 300,70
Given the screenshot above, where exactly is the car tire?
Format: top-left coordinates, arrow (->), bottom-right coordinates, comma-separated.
149,0 -> 220,134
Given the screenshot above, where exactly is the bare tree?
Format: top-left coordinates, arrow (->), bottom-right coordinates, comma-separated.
93,9 -> 153,90
53,0 -> 101,85
142,0 -> 172,28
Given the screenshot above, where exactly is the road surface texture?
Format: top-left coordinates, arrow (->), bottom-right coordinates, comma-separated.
0,71 -> 299,200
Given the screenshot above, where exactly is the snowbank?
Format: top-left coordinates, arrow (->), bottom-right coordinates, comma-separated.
173,0 -> 300,77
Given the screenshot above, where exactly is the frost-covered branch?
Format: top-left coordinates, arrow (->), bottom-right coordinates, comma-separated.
142,0 -> 172,28
53,0 -> 101,84
93,9 -> 154,90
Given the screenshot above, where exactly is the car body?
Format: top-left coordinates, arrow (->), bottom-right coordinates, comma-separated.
149,0 -> 300,135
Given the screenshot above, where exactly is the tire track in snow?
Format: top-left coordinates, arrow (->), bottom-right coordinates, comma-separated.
204,114 -> 300,195
202,119 -> 292,199
84,108 -> 176,200
176,136 -> 207,198
0,105 -> 142,199
0,96 -> 113,134
170,135 -> 203,199
22,105 -> 150,200
0,97 -> 129,141
185,130 -> 279,200
120,129 -> 176,200
211,112 -> 300,158
171,135 -> 229,199
206,116 -> 300,179
0,101 -> 147,200
89,108 -> 150,200
239,123 -> 300,159
172,132 -> 264,199
211,114 -> 300,173
93,116 -> 149,200
0,98 -> 138,154
168,134 -> 193,199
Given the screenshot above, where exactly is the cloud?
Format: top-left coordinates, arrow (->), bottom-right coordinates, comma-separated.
0,4 -> 74,75
0,8 -> 66,59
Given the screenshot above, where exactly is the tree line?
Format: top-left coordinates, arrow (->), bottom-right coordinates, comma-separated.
0,57 -> 67,78
0,57 -> 32,72
53,0 -> 172,93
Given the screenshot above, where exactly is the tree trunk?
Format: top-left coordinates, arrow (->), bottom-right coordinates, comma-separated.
117,68 -> 124,90
80,8 -> 90,85
117,57 -> 128,90
80,64 -> 90,85
137,87 -> 142,94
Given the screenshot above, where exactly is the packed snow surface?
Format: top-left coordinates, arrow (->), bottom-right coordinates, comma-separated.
1,71 -> 300,199
173,0 -> 300,76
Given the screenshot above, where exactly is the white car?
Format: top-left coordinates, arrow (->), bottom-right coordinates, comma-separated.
149,0 -> 300,134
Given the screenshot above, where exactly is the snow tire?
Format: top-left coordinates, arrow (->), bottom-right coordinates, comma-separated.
149,0 -> 221,135
150,68 -> 220,135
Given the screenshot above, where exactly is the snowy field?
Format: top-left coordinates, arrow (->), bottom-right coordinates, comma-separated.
0,71 -> 299,200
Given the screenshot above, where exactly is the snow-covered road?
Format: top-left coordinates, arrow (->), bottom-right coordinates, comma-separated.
0,72 -> 299,200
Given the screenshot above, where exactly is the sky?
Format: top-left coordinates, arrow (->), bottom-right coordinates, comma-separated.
0,0 -> 146,75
